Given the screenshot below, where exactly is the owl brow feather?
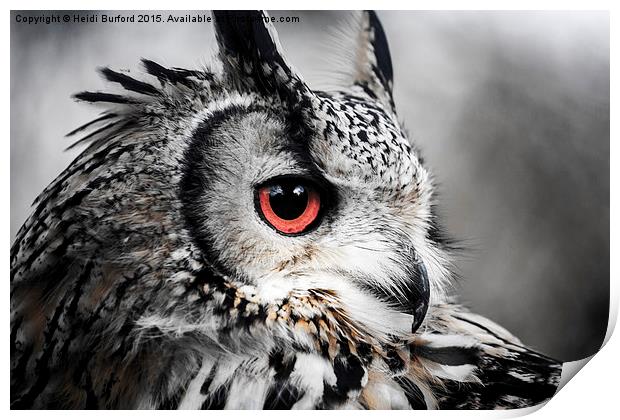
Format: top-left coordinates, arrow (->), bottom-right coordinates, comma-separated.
141,59 -> 213,85
64,59 -> 205,153
65,113 -> 118,137
98,67 -> 160,95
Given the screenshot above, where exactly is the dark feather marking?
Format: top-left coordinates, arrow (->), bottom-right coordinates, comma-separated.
394,377 -> 428,409
157,356 -> 203,409
212,10 -> 308,103
25,141 -> 133,212
99,67 -> 160,96
95,273 -> 149,406
200,380 -> 229,410
73,91 -> 138,104
438,368 -> 558,409
45,260 -> 97,407
23,140 -> 140,231
19,164 -> 149,272
69,267 -> 154,404
263,383 -> 304,409
11,344 -> 33,398
156,389 -> 183,410
414,345 -> 480,367
65,120 -> 133,151
11,291 -> 71,408
213,10 -> 289,74
433,342 -> 561,409
451,315 -> 510,344
13,229 -> 73,288
56,260 -> 95,363
153,353 -> 182,409
268,350 -> 296,382
15,118 -> 163,272
75,281 -> 164,407
200,364 -> 218,395
141,59 -> 208,85
384,348 -> 406,374
65,113 -> 117,137
17,228 -> 74,289
83,371 -> 99,409
451,314 -> 557,362
322,353 -> 365,408
425,203 -> 461,251
13,169 -> 131,282
367,11 -> 393,90
10,316 -> 23,360
12,153 -> 135,264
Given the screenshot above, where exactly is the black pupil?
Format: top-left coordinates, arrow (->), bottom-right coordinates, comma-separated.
269,181 -> 309,220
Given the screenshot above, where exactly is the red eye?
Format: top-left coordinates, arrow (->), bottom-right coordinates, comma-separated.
257,179 -> 322,235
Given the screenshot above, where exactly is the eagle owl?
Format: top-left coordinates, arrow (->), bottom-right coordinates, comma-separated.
10,11 -> 561,409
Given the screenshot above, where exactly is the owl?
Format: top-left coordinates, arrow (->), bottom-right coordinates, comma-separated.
10,10 -> 561,409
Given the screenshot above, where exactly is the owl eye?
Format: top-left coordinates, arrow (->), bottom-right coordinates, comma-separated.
256,178 -> 322,235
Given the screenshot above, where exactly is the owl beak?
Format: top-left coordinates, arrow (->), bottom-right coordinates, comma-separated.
410,259 -> 430,334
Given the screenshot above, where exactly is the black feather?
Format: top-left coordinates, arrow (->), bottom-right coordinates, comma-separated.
72,91 -> 137,104
367,11 -> 393,89
65,113 -> 117,137
64,121 -> 126,151
141,59 -> 206,84
213,11 -> 289,73
99,68 -> 160,96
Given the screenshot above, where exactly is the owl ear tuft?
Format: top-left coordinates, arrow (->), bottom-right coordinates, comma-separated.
351,11 -> 395,110
212,10 -> 310,102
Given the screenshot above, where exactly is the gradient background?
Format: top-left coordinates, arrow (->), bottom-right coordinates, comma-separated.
10,11 -> 609,361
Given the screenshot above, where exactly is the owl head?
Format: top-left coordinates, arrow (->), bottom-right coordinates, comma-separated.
14,11 -> 454,362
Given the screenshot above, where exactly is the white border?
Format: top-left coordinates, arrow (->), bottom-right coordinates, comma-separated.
3,1 -> 616,418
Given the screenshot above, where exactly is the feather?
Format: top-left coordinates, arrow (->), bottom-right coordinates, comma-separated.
65,113 -> 117,137
72,91 -> 138,104
99,67 -> 160,96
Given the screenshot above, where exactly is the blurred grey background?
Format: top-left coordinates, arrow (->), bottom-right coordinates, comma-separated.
10,11 -> 609,361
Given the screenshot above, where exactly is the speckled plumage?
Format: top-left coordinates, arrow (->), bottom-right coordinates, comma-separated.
10,10 -> 561,409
